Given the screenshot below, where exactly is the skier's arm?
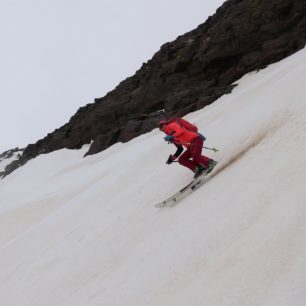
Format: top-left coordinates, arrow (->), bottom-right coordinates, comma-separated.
166,144 -> 183,165
173,143 -> 183,158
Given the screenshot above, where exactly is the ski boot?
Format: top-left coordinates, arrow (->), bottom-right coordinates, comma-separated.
206,160 -> 217,174
193,164 -> 206,178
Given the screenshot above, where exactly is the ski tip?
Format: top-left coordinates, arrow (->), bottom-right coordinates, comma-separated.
155,201 -> 166,208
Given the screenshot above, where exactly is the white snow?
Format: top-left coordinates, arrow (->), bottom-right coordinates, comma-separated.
1,47 -> 306,306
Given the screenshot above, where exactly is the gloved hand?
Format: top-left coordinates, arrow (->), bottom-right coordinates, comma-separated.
198,133 -> 206,141
164,135 -> 175,144
166,154 -> 176,165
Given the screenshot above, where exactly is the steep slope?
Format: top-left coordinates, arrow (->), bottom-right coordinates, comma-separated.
0,47 -> 306,306
2,0 -> 306,177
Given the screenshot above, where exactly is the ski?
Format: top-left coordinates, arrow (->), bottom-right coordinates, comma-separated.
155,171 -> 211,208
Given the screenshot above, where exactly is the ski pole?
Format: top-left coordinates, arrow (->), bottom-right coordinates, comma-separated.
203,146 -> 218,152
164,138 -> 219,152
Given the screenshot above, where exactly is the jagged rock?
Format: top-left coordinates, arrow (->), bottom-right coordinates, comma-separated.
3,0 -> 306,177
0,148 -> 20,160
0,148 -> 24,178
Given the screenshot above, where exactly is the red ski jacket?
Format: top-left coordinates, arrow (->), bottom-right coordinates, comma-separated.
163,122 -> 199,147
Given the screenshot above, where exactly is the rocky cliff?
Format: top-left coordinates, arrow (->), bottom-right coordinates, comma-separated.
0,148 -> 24,176
2,0 -> 306,177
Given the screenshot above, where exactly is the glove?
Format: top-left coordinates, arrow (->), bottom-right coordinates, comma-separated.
166,154 -> 176,165
164,135 -> 175,144
198,133 -> 206,141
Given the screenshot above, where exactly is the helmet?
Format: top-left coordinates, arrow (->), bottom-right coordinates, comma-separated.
158,120 -> 167,130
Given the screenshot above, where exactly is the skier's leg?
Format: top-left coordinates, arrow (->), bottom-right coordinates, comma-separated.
190,137 -> 211,168
178,149 -> 197,172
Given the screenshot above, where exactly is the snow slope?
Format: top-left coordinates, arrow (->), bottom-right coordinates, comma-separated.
0,47 -> 306,306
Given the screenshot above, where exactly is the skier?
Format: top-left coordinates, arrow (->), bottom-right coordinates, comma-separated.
159,118 -> 217,178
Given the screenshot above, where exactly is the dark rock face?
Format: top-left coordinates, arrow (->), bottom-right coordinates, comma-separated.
0,148 -> 22,160
0,148 -> 24,178
2,0 -> 306,177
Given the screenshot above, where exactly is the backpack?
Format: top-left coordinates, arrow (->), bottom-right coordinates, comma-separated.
168,117 -> 198,133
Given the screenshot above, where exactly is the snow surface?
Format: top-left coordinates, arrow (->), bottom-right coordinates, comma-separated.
1,47 -> 306,306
